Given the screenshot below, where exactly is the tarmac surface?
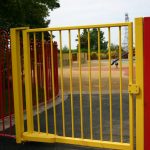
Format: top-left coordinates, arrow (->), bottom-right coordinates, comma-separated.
0,93 -> 135,150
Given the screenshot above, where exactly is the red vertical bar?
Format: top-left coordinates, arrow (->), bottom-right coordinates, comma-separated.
41,44 -> 43,90
53,43 -> 56,96
0,30 -> 8,135
33,61 -> 36,106
6,35 -> 12,134
54,42 -> 59,96
49,43 -> 52,101
45,43 -> 49,102
0,65 -> 3,128
0,34 -> 2,123
37,44 -> 40,90
2,42 -> 5,133
39,42 -> 43,103
0,31 -> 1,123
40,48 -> 42,90
31,44 -> 36,106
47,44 -> 50,101
21,40 -> 25,111
144,17 -> 150,150
10,50 -> 14,135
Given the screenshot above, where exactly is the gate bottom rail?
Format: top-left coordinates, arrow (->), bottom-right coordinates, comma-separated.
22,132 -> 130,150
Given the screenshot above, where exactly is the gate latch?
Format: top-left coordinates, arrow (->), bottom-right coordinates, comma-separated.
128,84 -> 140,94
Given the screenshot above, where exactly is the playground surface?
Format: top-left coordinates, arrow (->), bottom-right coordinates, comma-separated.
0,93 -> 134,150
58,60 -> 135,93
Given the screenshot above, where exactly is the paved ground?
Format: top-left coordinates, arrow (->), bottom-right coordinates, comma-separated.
0,93 -> 135,150
33,93 -> 130,142
0,137 -> 108,150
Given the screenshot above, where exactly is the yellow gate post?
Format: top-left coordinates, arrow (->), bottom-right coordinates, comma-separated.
135,18 -> 144,150
10,27 -> 28,143
23,30 -> 34,133
128,22 -> 134,150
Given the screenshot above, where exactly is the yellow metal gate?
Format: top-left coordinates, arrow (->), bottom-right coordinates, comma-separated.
10,18 -> 144,150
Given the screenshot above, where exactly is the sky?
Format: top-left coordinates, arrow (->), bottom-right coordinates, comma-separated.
48,0 -> 150,48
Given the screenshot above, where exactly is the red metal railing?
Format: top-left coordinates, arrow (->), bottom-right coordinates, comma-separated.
0,29 -> 14,137
30,41 -> 59,105
0,30 -> 59,138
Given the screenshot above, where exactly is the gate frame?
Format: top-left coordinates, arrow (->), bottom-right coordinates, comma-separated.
10,27 -> 29,143
135,18 -> 144,150
10,18 -> 145,150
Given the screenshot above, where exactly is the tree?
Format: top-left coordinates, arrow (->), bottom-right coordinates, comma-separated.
76,28 -> 108,52
62,45 -> 69,51
110,43 -> 119,51
0,0 -> 60,30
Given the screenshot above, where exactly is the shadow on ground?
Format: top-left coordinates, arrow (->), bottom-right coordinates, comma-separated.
0,137 -> 110,150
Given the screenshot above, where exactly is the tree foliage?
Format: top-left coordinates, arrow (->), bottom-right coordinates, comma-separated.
62,45 -> 69,51
77,28 -> 108,52
110,43 -> 119,51
0,0 -> 60,30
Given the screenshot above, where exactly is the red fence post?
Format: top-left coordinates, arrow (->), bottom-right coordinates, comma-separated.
0,66 -> 2,118
144,17 -> 150,150
45,43 -> 50,101
49,42 -> 52,100
53,42 -> 59,97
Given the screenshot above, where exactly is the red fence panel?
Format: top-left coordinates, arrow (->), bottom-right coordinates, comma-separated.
144,17 -> 150,150
0,29 -> 14,137
0,29 -> 59,138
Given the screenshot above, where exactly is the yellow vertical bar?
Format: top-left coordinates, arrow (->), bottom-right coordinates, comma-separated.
135,18 -> 144,150
10,28 -> 25,143
98,28 -> 103,141
108,27 -> 113,141
88,29 -> 93,139
33,33 -> 40,133
78,29 -> 84,138
23,30 -> 34,133
42,32 -> 48,134
50,31 -> 57,135
59,30 -> 66,136
128,23 -> 134,150
68,30 -> 74,137
119,27 -> 123,142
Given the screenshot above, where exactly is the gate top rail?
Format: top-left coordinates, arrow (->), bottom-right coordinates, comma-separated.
24,22 -> 132,32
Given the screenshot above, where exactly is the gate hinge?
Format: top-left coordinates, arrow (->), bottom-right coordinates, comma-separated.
128,84 -> 140,94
